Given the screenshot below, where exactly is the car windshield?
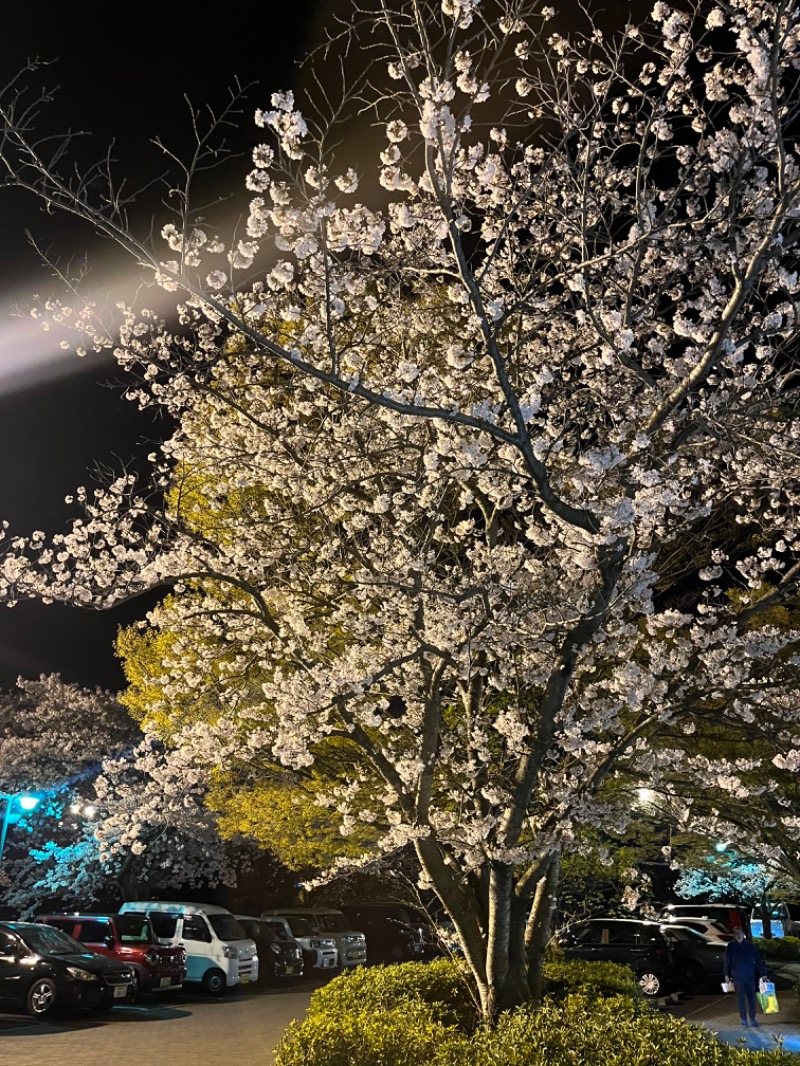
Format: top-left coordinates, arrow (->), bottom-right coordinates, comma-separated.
317,913 -> 349,933
243,920 -> 277,941
207,914 -> 247,941
262,920 -> 290,938
282,916 -> 314,937
15,924 -> 87,956
116,914 -> 154,942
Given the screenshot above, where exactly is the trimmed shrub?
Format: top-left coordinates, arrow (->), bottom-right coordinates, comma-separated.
754,936 -> 800,960
463,995 -> 794,1066
275,1001 -> 464,1066
303,958 -> 480,1033
276,965 -> 795,1066
277,991 -> 793,1066
543,958 -> 642,1001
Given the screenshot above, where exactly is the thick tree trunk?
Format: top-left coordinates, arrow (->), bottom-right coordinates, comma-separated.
417,838 -> 561,1024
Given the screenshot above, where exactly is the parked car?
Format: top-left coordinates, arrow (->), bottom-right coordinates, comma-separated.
0,921 -> 134,1019
234,915 -> 304,982
658,916 -> 733,942
556,918 -> 675,996
659,924 -> 728,989
119,901 -> 258,994
339,903 -> 427,964
259,913 -> 338,976
262,908 -> 367,969
659,904 -> 750,936
37,912 -> 186,997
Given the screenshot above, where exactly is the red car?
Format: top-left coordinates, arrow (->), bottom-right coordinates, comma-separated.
37,913 -> 186,997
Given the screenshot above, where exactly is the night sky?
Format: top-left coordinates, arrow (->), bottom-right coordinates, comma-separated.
0,2 -> 331,689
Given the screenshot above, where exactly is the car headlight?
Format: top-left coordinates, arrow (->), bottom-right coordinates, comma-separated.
66,967 -> 99,982
309,939 -> 321,949
222,945 -> 239,959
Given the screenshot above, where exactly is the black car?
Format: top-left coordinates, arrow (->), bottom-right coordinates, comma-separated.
340,903 -> 427,964
235,915 -> 304,982
659,924 -> 728,989
0,921 -> 135,1018
557,918 -> 675,997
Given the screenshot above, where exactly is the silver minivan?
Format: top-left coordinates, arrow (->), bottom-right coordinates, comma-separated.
262,907 -> 367,969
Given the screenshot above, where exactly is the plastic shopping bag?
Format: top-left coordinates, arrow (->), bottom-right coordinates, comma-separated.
759,978 -> 776,995
721,981 -> 734,993
757,991 -> 780,1014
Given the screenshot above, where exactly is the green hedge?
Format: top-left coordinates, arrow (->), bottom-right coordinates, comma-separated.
275,964 -> 793,1066
754,936 -> 800,960
302,957 -> 479,1033
464,996 -> 793,1066
543,958 -> 642,1001
276,1001 -> 458,1066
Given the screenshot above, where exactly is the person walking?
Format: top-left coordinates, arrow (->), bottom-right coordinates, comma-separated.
724,925 -> 767,1027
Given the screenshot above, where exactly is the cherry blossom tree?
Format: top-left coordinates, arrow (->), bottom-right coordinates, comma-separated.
1,0 -> 800,1018
0,677 -> 235,909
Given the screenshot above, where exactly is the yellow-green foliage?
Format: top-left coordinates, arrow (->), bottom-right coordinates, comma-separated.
116,604 -> 242,737
754,936 -> 800,960
275,963 -> 792,1066
304,958 -> 480,1033
207,777 -> 378,869
542,959 -> 642,1001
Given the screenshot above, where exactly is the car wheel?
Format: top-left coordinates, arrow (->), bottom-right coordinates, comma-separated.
26,977 -> 59,1019
636,969 -> 663,997
201,968 -> 227,995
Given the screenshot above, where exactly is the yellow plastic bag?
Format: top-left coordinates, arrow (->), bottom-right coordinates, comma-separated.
757,991 -> 780,1014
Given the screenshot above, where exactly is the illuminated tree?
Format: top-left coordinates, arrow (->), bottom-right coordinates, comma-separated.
1,0 -> 800,1018
0,677 -> 234,908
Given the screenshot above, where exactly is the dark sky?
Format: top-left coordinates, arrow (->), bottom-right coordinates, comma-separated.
0,2 -> 330,689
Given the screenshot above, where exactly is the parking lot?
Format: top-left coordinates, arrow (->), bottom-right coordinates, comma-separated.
0,983 -> 313,1066
666,963 -> 800,1054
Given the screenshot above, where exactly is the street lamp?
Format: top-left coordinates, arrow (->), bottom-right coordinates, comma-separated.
0,792 -> 40,864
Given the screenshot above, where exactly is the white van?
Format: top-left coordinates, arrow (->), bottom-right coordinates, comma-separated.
262,907 -> 367,969
119,901 -> 259,994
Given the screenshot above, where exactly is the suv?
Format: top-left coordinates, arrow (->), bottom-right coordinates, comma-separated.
557,918 -> 675,996
235,915 -> 304,982
340,903 -> 426,964
37,912 -> 186,997
658,916 -> 732,942
259,914 -> 337,976
262,908 -> 367,969
659,924 -> 728,989
659,904 -> 750,936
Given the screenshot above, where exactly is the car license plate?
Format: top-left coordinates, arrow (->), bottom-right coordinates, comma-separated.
114,986 -> 128,998
240,974 -> 250,984
160,976 -> 173,988
286,965 -> 301,975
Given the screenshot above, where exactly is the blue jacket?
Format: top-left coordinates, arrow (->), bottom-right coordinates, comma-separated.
724,939 -> 765,981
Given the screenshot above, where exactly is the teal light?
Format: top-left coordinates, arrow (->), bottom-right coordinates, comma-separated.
17,795 -> 39,812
